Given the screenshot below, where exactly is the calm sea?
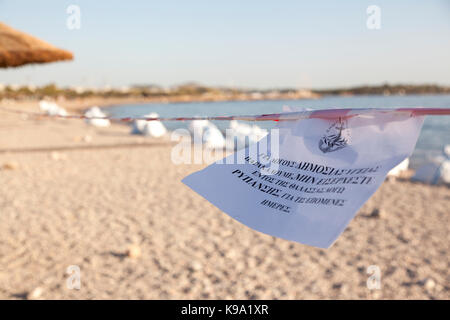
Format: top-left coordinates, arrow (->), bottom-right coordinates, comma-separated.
106,94 -> 450,169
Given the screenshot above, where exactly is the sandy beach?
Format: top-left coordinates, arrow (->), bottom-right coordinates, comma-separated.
0,106 -> 448,300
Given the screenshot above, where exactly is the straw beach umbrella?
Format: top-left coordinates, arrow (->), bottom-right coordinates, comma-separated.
0,22 -> 73,68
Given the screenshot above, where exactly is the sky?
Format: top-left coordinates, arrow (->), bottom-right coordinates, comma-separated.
1,0 -> 449,89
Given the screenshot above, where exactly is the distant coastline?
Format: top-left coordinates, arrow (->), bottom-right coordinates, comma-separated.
1,83 -> 449,113
315,84 -> 450,96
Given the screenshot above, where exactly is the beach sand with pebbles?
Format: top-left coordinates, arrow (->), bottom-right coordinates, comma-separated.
0,106 -> 448,300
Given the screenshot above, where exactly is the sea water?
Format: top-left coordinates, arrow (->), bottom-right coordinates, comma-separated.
107,94 -> 450,169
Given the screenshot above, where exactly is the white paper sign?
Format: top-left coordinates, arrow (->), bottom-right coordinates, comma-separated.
182,112 -> 425,248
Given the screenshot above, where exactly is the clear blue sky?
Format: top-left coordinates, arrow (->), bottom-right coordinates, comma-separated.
1,0 -> 449,89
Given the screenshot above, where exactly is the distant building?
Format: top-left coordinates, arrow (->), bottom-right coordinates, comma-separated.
265,90 -> 281,99
101,85 -> 112,92
119,86 -> 130,93
250,92 -> 263,99
70,86 -> 86,94
25,84 -> 36,92
295,89 -> 319,99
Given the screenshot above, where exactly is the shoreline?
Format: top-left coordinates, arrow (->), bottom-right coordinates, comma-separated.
1,93 -> 321,114
4,92 -> 450,114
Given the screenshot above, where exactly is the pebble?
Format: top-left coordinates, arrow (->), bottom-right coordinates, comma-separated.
369,208 -> 386,218
423,278 -> 436,290
2,162 -> 19,170
226,249 -> 238,259
28,287 -> 43,299
371,290 -> 382,299
406,268 -> 417,279
220,230 -> 234,238
332,282 -> 343,290
126,244 -> 142,259
50,152 -> 67,161
190,261 -> 203,272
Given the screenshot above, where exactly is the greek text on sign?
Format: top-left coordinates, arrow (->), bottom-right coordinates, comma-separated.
182,111 -> 424,248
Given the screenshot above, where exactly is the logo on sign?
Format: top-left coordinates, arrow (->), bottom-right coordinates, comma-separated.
319,118 -> 350,153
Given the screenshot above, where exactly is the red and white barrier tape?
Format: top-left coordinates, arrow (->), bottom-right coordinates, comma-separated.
0,106 -> 449,122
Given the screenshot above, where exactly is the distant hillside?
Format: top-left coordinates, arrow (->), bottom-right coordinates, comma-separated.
314,84 -> 450,96
1,83 -> 449,103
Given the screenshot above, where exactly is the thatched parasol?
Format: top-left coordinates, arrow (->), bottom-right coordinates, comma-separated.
0,22 -> 73,68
